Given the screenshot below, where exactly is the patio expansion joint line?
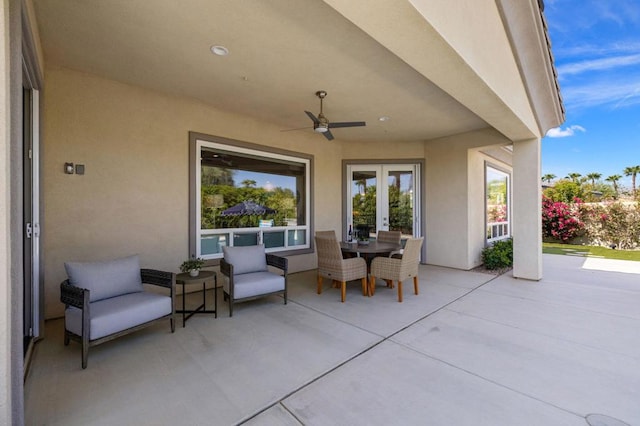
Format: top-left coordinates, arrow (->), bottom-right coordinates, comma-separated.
238,274 -> 502,425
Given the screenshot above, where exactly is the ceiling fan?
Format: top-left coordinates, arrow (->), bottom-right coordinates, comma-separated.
304,90 -> 366,140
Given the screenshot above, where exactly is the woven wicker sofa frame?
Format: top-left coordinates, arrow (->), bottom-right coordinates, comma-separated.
60,269 -> 176,369
220,253 -> 288,317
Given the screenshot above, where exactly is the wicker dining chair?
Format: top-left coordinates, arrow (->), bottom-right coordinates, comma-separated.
369,237 -> 424,302
377,230 -> 403,259
315,236 -> 368,302
315,230 -> 337,240
376,230 -> 401,245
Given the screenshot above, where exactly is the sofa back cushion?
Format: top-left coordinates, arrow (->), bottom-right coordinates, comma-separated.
65,255 -> 144,302
223,245 -> 267,275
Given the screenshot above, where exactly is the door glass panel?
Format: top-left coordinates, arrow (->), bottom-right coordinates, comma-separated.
351,170 -> 377,239
387,169 -> 414,237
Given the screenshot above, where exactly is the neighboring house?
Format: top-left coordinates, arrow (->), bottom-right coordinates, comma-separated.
0,0 -> 563,422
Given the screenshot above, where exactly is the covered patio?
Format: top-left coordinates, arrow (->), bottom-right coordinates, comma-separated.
25,255 -> 640,425
2,1 -> 566,423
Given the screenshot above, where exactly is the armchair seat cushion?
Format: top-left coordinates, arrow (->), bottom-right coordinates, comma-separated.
65,292 -> 172,340
225,271 -> 285,300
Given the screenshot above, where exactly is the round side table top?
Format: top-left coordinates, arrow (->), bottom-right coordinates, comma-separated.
176,270 -> 216,284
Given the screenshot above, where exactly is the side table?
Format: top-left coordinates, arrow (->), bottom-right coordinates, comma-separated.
175,270 -> 217,327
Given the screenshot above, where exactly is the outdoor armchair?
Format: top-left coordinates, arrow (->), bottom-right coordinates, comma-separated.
369,237 -> 424,302
220,245 -> 288,316
315,236 -> 368,302
60,255 -> 175,369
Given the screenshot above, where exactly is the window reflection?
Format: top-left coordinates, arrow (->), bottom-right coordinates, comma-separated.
193,139 -> 311,259
486,166 -> 510,241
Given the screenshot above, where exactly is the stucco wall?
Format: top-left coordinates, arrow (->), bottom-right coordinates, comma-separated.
425,129 -> 512,270
42,66 -> 341,318
409,0 -> 536,134
1,0 -> 13,421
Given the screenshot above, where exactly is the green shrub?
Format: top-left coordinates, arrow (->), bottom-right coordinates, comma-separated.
481,238 -> 513,270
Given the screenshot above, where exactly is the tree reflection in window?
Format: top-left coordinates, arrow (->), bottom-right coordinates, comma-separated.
201,149 -> 305,230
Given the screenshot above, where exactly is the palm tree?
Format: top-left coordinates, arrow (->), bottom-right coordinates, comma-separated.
542,173 -> 556,184
586,172 -> 601,186
624,166 -> 640,196
566,172 -> 581,183
606,174 -> 622,196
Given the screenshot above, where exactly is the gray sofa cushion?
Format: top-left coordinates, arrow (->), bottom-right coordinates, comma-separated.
65,255 -> 143,302
65,292 -> 172,340
222,245 -> 268,275
224,271 -> 285,299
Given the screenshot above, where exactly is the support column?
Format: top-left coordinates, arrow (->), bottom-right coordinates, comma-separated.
512,138 -> 542,280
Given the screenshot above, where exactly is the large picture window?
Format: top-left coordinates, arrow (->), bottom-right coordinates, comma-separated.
485,164 -> 510,242
190,133 -> 311,259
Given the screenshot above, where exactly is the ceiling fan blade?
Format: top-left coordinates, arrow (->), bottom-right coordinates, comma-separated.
305,111 -> 320,125
280,126 -> 313,132
323,130 -> 334,141
328,121 -> 366,128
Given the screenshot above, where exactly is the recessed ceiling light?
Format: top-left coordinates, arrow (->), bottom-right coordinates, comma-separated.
379,116 -> 390,122
210,45 -> 229,56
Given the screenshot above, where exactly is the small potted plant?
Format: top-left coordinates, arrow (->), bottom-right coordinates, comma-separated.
180,256 -> 205,277
357,231 -> 370,246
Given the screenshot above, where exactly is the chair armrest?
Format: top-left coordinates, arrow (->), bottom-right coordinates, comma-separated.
141,269 -> 174,289
219,258 -> 233,278
60,279 -> 87,309
141,269 -> 175,300
266,254 -> 288,274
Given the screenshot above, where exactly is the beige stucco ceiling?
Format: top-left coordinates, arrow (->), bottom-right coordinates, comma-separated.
33,0 -> 495,143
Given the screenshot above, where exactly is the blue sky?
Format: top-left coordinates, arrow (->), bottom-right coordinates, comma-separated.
542,0 -> 640,188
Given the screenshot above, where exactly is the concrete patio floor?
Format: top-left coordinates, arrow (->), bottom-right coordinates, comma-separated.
25,254 -> 639,425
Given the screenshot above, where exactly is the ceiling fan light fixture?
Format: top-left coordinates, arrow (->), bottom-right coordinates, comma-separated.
314,124 -> 329,133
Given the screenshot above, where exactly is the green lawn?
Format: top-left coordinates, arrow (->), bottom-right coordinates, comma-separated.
543,242 -> 640,261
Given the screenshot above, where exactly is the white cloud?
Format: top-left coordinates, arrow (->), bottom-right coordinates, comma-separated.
561,77 -> 640,110
557,54 -> 640,78
546,125 -> 586,138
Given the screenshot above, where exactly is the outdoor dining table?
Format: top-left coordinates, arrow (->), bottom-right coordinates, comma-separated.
340,241 -> 401,272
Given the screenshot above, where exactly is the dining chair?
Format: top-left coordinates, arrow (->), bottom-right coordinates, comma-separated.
376,230 -> 401,245
315,236 -> 368,302
315,230 -> 337,240
376,230 -> 403,259
369,237 -> 424,302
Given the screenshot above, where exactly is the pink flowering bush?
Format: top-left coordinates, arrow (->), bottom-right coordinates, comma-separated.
577,202 -> 640,249
541,196 -> 584,242
487,205 -> 508,223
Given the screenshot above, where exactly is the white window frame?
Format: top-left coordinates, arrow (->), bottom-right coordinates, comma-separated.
485,163 -> 511,243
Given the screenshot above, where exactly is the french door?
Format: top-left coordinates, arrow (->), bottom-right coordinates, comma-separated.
346,163 -> 420,240
23,86 -> 41,355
